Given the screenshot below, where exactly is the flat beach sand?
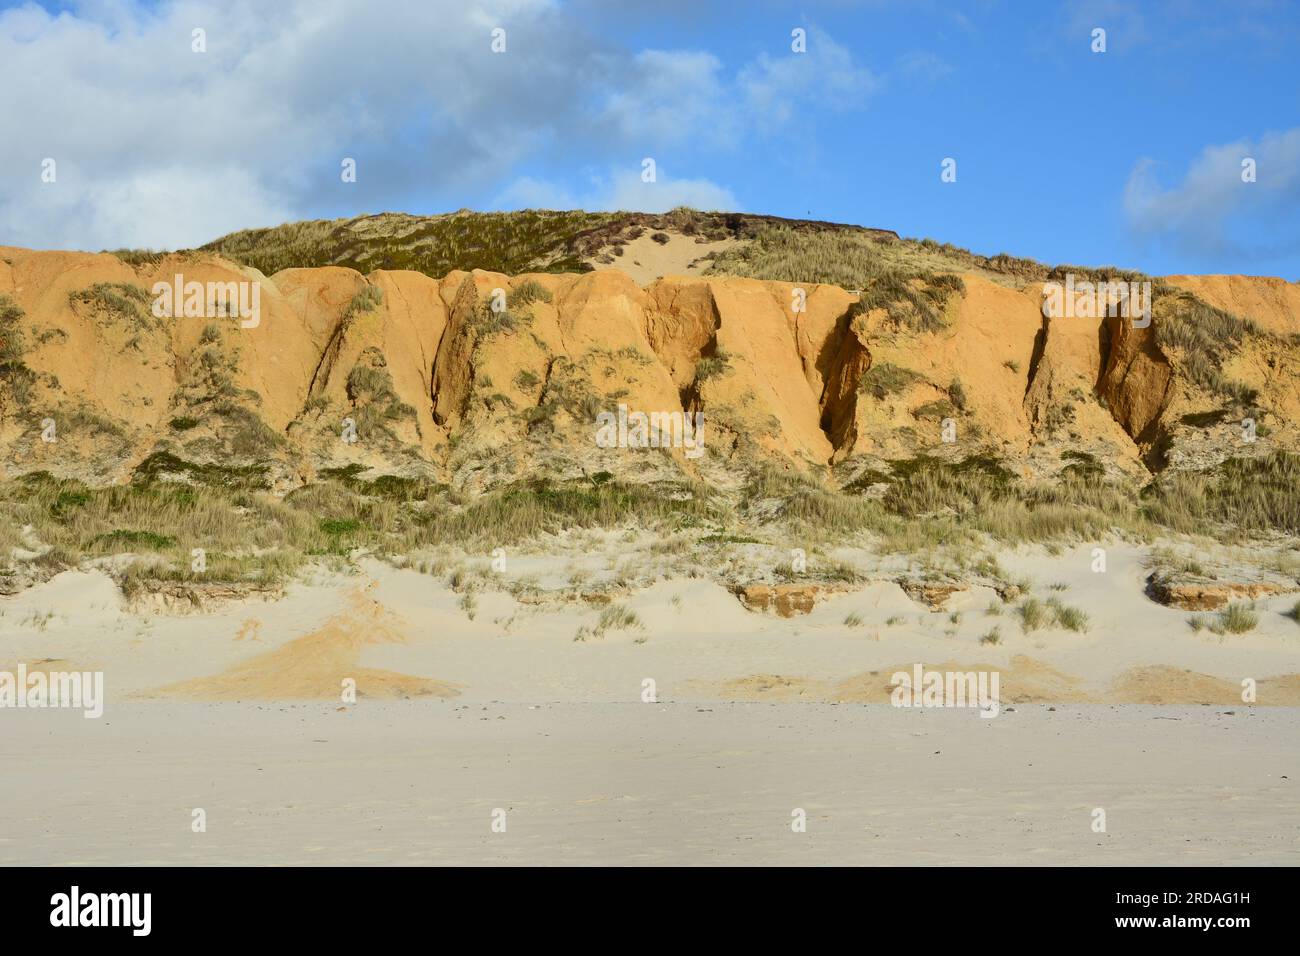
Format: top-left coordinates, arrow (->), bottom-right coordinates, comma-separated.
3,701 -> 1296,865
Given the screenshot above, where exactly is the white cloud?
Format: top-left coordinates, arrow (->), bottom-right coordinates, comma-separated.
1124,128 -> 1300,257
595,27 -> 878,147
597,170 -> 739,212
5,164 -> 293,252
738,27 -> 879,130
1,0 -> 586,249
494,167 -> 739,214
599,50 -> 737,147
895,51 -> 953,83
0,2 -> 871,250
491,176 -> 582,211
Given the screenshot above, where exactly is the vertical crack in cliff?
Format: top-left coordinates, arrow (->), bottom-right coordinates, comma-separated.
1022,312 -> 1049,404
812,304 -> 869,461
305,311 -> 348,407
431,275 -> 481,428
667,289 -> 722,416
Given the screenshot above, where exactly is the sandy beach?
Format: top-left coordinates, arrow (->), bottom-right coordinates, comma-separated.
4,700 -> 1296,866
3,542 -> 1298,865
3,0 -> 1298,883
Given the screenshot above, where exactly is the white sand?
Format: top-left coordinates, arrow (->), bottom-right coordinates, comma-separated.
2,541 -> 1299,864
8,544 -> 1299,703
586,233 -> 736,285
2,701 -> 1295,865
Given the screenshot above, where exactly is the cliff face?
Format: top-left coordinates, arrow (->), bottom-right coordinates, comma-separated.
1,246 -> 1297,491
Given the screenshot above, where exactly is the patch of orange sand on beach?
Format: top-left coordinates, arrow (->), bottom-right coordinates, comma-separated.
1108,666 -> 1300,706
699,656 -> 1300,706
146,582 -> 461,701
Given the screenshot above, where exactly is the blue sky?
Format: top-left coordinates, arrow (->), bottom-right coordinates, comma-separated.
1,0 -> 1298,277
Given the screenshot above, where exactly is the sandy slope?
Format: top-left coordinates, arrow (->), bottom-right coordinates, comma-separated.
7,246 -> 1298,489
4,544 -> 1300,706
585,232 -> 736,284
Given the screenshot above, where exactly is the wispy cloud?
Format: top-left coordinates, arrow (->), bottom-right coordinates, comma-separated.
599,50 -> 738,148
1062,0 -> 1149,51
738,26 -> 879,130
494,167 -> 739,214
894,51 -> 954,84
1124,128 -> 1300,260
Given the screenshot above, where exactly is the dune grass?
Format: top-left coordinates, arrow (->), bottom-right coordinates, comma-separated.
859,362 -> 924,399
1143,453 -> 1300,537
1152,288 -> 1261,403
707,225 -> 964,332
202,208 -> 805,280
1015,595 -> 1089,633
4,442 -> 1299,601
597,604 -> 641,632
0,294 -> 37,409
1046,597 -> 1090,632
203,210 -> 615,277
1015,598 -> 1050,632
1212,602 -> 1259,635
68,282 -> 157,330
0,472 -> 316,589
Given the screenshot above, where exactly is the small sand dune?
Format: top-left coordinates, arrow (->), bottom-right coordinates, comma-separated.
700,656 -> 1300,706
1110,665 -> 1300,706
145,582 -> 461,701
700,656 -> 1088,704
